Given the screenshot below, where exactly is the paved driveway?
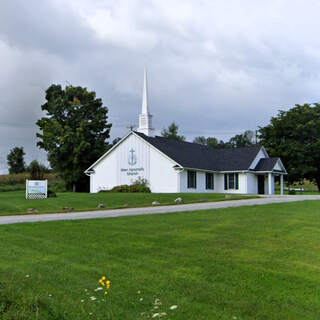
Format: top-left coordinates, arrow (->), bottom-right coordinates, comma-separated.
0,195 -> 319,226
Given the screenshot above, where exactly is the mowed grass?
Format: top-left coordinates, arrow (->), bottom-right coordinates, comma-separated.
0,191 -> 257,216
0,201 -> 320,319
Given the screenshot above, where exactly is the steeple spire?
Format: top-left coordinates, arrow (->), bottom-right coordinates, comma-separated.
142,67 -> 148,114
137,68 -> 153,136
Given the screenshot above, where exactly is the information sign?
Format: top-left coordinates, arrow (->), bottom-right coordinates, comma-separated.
26,180 -> 48,199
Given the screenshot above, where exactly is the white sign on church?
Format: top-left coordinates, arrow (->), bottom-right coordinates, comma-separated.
26,180 -> 48,199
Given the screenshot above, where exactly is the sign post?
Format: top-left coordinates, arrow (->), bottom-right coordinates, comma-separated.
26,180 -> 48,199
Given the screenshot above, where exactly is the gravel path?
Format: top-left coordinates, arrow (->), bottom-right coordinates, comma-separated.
0,195 -> 319,226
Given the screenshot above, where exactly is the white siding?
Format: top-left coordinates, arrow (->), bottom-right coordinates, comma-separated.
274,161 -> 282,171
247,173 -> 258,194
179,171 -> 247,194
249,148 -> 268,169
90,133 -> 178,193
149,145 -> 178,193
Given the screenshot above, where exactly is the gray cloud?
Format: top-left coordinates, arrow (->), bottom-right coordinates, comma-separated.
1,0 -> 320,173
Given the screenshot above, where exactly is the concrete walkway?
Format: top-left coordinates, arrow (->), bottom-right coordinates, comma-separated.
0,195 -> 319,226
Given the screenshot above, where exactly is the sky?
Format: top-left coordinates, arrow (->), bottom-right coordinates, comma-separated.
0,0 -> 320,173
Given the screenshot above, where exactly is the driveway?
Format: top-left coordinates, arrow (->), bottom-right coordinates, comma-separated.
0,195 -> 319,226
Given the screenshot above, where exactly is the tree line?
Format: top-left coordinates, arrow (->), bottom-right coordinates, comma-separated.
5,83 -> 320,192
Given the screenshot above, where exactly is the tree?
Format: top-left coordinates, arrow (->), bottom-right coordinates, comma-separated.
7,147 -> 26,174
193,136 -> 228,149
161,122 -> 185,141
259,103 -> 320,190
36,84 -> 112,192
27,160 -> 50,180
228,130 -> 256,148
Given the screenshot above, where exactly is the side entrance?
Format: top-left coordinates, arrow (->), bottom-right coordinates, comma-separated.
258,175 -> 265,194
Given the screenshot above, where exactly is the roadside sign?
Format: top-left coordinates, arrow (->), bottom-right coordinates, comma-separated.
26,180 -> 48,199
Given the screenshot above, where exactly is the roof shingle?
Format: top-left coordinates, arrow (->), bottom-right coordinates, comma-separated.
134,132 -> 262,171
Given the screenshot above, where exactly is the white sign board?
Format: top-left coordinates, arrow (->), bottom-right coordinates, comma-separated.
26,180 -> 48,199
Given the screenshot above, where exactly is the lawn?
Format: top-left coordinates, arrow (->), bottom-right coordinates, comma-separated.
0,191 -> 257,216
0,201 -> 320,319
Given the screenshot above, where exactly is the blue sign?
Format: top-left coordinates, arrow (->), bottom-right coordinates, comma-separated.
128,148 -> 137,165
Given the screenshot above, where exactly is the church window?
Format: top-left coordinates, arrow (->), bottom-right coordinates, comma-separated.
187,171 -> 197,189
206,173 -> 214,190
224,173 -> 239,190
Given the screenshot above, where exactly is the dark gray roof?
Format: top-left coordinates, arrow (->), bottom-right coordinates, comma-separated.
253,157 -> 285,172
134,132 -> 262,171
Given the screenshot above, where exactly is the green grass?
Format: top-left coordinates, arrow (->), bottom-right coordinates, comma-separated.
275,179 -> 319,195
0,191 -> 257,216
0,201 -> 320,319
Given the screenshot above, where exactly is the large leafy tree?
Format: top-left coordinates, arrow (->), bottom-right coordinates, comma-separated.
7,147 -> 26,174
193,136 -> 226,148
229,130 -> 256,148
259,103 -> 320,190
36,84 -> 112,192
161,122 -> 185,141
193,131 -> 256,149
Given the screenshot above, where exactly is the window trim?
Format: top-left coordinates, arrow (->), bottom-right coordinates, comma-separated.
224,173 -> 239,190
205,172 -> 214,190
187,170 -> 197,189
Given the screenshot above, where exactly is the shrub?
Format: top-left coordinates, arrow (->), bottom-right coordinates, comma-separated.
47,189 -> 57,198
104,178 -> 151,193
288,189 -> 296,195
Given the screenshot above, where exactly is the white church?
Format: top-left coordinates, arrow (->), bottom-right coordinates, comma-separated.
85,71 -> 287,195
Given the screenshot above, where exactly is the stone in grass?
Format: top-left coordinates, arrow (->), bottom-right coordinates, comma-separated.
174,197 -> 184,204
225,194 -> 232,199
152,201 -> 160,206
62,206 -> 74,211
97,203 -> 106,208
27,208 -> 38,214
200,198 -> 208,202
122,203 -> 129,208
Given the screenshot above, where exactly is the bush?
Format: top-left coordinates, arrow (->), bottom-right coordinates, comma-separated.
288,189 -> 296,195
47,189 -> 57,198
102,178 -> 151,193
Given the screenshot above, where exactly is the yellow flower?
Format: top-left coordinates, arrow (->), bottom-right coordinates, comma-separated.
104,291 -> 108,295
102,276 -> 106,280
106,280 -> 111,285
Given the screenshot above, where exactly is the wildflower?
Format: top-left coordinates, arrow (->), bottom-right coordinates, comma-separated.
170,305 -> 178,310
152,313 -> 159,318
90,296 -> 96,301
81,300 -> 84,303
102,276 -> 106,280
139,298 -> 143,302
94,287 -> 103,291
48,294 -> 52,297
104,291 -> 108,295
25,275 -> 30,278
137,290 -> 141,294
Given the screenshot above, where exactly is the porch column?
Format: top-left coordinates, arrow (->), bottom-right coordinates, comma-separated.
280,175 -> 284,195
268,173 -> 272,195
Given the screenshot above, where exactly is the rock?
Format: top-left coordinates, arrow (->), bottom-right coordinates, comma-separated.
62,207 -> 74,211
200,198 -> 208,202
174,197 -> 184,204
122,203 -> 128,208
27,208 -> 38,214
225,194 -> 232,199
152,201 -> 160,206
97,203 -> 105,208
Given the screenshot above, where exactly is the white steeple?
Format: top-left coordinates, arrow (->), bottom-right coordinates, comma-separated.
137,68 -> 153,136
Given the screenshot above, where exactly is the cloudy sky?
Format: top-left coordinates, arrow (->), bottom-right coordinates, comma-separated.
0,0 -> 319,173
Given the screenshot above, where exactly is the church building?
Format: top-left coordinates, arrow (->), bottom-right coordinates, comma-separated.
85,71 -> 287,195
